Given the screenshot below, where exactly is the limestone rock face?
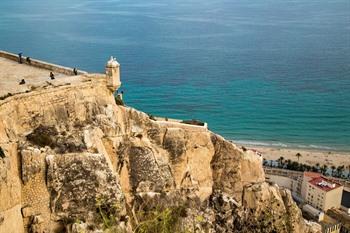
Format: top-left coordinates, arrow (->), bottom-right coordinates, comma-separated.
0,76 -> 320,232
127,146 -> 174,192
163,128 -> 187,161
46,153 -> 125,221
0,143 -> 23,233
210,184 -> 319,233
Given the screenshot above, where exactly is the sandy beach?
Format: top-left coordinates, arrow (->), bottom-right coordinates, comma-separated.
238,144 -> 350,168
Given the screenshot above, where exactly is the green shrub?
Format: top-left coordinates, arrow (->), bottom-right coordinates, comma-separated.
97,199 -> 117,229
95,198 -> 127,233
95,198 -> 190,233
115,95 -> 124,106
134,205 -> 187,233
26,125 -> 58,147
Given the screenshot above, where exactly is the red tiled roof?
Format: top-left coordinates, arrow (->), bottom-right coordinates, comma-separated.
304,172 -> 321,179
308,176 -> 342,192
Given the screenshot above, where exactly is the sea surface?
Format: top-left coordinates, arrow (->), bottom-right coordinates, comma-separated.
1,0 -> 349,151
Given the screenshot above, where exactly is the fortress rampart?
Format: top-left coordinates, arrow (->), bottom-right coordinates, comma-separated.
0,50 -> 87,76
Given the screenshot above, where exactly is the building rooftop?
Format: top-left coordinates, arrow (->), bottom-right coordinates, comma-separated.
309,176 -> 342,192
304,172 -> 321,179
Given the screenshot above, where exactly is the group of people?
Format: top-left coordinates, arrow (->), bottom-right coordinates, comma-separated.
18,52 -> 31,64
17,52 -> 79,85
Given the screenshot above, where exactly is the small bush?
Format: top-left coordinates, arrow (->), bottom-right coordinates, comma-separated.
95,197 -> 190,233
115,95 -> 124,106
26,125 -> 58,148
26,125 -> 86,153
134,205 -> 187,233
96,198 -> 125,232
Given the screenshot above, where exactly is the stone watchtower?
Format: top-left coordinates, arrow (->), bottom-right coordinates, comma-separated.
106,56 -> 121,92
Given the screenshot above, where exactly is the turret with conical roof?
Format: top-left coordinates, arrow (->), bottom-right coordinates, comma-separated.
105,56 -> 121,92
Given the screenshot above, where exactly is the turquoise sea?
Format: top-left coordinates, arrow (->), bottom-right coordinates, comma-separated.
1,0 -> 349,150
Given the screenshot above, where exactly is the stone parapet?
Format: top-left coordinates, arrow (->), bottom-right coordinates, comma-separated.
0,50 -> 87,76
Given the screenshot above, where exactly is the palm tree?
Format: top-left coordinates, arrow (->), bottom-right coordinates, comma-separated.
277,156 -> 284,168
291,161 -> 299,171
285,159 -> 292,170
320,164 -> 328,175
336,165 -> 345,178
347,165 -> 350,179
299,163 -> 306,172
331,165 -> 336,177
295,153 -> 302,162
305,165 -> 311,172
315,163 -> 320,172
263,158 -> 267,166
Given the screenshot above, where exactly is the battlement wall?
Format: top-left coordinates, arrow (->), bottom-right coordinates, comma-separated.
0,50 -> 87,76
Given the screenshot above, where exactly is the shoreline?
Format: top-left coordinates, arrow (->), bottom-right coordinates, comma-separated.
236,142 -> 350,168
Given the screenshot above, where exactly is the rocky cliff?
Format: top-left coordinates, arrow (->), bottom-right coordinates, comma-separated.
0,73 -> 320,233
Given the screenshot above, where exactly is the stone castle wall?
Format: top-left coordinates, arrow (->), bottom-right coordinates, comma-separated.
0,50 -> 87,76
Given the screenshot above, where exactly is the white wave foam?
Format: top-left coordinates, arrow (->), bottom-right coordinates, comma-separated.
233,140 -> 337,151
234,140 -> 288,147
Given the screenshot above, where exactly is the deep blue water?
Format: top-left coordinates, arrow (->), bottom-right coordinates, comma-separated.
1,0 -> 350,150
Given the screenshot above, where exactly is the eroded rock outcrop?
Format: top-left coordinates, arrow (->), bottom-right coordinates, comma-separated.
0,75 -> 320,232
